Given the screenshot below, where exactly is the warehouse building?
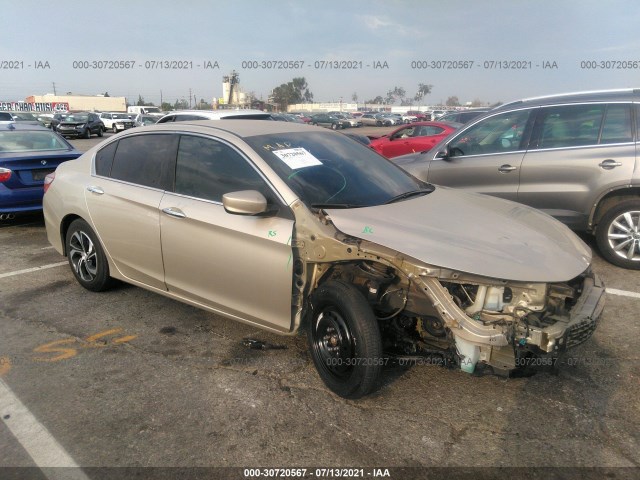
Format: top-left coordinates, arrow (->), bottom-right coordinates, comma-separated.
25,94 -> 127,112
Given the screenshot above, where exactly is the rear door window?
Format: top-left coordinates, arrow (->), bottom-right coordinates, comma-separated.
109,134 -> 178,189
534,104 -> 605,149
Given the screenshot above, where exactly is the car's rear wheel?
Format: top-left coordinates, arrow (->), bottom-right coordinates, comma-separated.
596,200 -> 640,269
66,219 -> 114,291
308,280 -> 383,398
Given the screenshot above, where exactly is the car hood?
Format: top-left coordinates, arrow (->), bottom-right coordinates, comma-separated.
325,187 -> 592,282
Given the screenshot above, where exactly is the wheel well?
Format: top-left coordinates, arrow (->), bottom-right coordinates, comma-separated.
592,189 -> 640,232
60,214 -> 82,256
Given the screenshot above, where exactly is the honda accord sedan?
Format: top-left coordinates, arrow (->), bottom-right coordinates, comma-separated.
43,121 -> 605,398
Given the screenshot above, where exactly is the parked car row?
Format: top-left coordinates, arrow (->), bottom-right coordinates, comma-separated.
306,112 -> 363,129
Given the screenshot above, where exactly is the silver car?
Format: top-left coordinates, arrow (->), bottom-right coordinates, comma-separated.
395,88 -> 640,270
43,121 -> 604,398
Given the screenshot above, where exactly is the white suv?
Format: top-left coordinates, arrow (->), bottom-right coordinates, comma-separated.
99,112 -> 135,133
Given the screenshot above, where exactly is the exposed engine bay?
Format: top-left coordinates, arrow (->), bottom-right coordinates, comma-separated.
319,260 -> 604,375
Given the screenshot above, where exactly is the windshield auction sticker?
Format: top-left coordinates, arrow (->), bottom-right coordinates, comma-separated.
272,147 -> 322,170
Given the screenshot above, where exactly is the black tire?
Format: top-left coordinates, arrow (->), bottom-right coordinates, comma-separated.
112,125 -> 118,133
331,123 -> 338,130
596,199 -> 640,269
65,219 -> 114,291
308,280 -> 383,398
97,128 -> 103,137
83,128 -> 91,139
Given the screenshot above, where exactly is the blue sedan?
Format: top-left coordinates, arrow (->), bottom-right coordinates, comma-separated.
0,123 -> 82,219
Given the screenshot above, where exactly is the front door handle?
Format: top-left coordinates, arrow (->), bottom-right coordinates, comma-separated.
162,207 -> 186,219
498,164 -> 517,173
599,159 -> 623,170
86,186 -> 104,195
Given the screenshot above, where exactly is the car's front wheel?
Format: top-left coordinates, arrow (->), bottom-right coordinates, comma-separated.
97,128 -> 103,137
66,219 -> 114,291
83,128 -> 91,139
112,125 -> 118,133
596,200 -> 640,269
308,280 -> 383,398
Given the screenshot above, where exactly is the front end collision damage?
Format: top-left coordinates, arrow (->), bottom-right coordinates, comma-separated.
288,199 -> 605,376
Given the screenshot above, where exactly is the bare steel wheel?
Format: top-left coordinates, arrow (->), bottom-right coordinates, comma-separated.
66,219 -> 114,291
596,200 -> 640,269
308,280 -> 383,398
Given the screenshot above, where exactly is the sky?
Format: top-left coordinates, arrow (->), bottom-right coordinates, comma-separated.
2,0 -> 640,107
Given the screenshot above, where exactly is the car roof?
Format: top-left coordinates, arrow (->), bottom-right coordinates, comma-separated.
127,119 -> 319,138
495,88 -> 640,111
163,109 -> 268,118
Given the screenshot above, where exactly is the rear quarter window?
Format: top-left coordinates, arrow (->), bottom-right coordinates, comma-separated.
95,141 -> 118,176
600,104 -> 633,144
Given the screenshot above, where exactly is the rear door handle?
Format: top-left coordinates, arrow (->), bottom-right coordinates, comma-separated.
498,164 -> 517,173
598,159 -> 623,169
86,186 -> 104,195
162,207 -> 186,219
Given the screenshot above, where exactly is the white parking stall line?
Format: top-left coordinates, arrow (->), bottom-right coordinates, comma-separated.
0,379 -> 90,480
0,262 -> 67,280
605,288 -> 640,299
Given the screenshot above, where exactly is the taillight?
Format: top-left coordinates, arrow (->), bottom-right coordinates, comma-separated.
0,167 -> 11,183
43,172 -> 55,193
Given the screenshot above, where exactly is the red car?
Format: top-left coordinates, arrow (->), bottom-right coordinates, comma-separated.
369,121 -> 461,158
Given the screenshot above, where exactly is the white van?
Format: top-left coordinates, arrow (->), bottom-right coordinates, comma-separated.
127,106 -> 163,116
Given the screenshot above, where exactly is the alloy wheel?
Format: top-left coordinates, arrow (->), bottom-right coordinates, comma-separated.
607,210 -> 640,261
69,231 -> 98,282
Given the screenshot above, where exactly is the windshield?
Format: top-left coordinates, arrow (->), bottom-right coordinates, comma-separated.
244,131 -> 430,208
0,131 -> 71,152
64,114 -> 88,122
13,113 -> 38,121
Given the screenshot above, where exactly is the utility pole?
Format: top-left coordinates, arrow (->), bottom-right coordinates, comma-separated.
160,90 -> 163,106
189,88 -> 192,108
52,82 -> 57,95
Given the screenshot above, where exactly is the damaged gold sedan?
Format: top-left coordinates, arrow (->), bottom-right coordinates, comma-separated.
43,121 -> 605,398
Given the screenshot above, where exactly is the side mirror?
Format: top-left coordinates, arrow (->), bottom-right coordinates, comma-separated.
435,145 -> 450,159
223,190 -> 271,216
